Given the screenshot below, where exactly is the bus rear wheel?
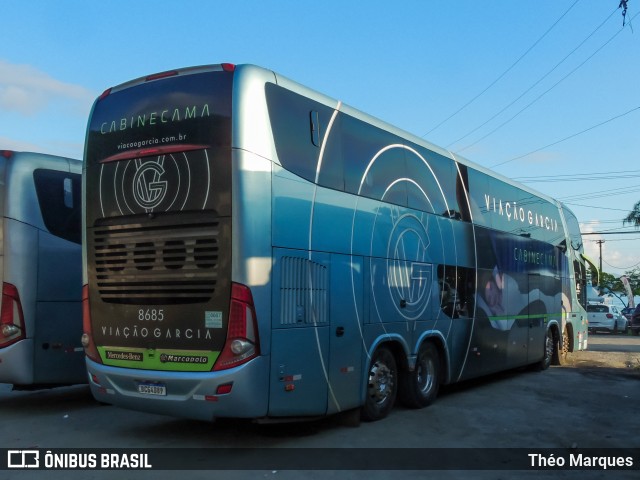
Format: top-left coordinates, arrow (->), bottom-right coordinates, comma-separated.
539,328 -> 553,370
361,346 -> 397,422
400,342 -> 440,409
552,326 -> 569,366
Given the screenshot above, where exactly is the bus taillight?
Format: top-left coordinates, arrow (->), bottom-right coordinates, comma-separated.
213,283 -> 260,371
0,282 -> 25,348
97,88 -> 112,101
80,285 -> 102,364
145,70 -> 179,82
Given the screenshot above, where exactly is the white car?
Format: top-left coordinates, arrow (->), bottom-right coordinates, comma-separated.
587,304 -> 628,334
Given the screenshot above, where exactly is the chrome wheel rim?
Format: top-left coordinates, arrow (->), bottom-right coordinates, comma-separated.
368,360 -> 394,404
545,332 -> 553,362
417,356 -> 435,395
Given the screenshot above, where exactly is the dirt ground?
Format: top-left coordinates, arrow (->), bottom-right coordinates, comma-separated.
565,333 -> 640,371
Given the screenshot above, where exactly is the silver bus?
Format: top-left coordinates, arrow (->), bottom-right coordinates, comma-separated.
0,150 -> 84,388
82,64 -> 594,422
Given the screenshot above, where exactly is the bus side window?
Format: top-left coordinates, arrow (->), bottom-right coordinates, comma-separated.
574,260 -> 587,309
266,83 -> 344,191
33,169 -> 81,244
64,177 -> 74,208
437,264 -> 475,318
341,114 -> 407,207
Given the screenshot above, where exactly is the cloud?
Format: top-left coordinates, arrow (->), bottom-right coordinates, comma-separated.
0,135 -> 44,153
0,135 -> 84,159
0,59 -> 94,116
518,150 -> 558,165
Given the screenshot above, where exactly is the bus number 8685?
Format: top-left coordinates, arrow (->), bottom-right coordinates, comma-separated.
138,309 -> 164,322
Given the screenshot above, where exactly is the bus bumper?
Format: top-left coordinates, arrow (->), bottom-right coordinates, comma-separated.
0,339 -> 34,385
85,355 -> 270,421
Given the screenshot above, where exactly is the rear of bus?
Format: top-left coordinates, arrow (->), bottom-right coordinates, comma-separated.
82,64 -> 268,420
0,150 -> 83,386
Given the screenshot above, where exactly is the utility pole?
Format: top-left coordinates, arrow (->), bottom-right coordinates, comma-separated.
596,240 -> 605,293
596,240 -> 604,273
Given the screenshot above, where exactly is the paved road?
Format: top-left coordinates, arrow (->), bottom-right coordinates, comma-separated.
1,335 -> 638,479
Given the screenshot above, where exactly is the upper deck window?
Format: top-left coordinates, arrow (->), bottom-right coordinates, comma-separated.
33,169 -> 81,244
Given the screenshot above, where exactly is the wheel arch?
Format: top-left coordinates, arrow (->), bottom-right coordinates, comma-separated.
412,331 -> 450,385
563,321 -> 575,352
360,334 -> 410,405
547,319 -> 561,345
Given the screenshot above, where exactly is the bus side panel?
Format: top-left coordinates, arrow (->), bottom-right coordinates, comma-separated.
1,220 -> 38,381
0,213 -> 33,385
464,227 -> 564,378
232,150 -> 274,357
269,327 -> 330,416
36,231 -> 81,301
561,207 -> 589,352
0,340 -> 35,385
327,253 -> 364,414
308,186 -> 356,256
526,273 -> 561,365
269,249 -> 330,416
562,271 -> 587,352
307,187 -> 365,412
33,302 -> 84,384
32,231 -> 84,383
271,164 -> 314,251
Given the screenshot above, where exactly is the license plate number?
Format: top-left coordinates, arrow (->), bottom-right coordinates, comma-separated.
137,383 -> 166,396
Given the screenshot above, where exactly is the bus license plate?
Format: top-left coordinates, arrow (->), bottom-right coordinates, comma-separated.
137,382 -> 166,396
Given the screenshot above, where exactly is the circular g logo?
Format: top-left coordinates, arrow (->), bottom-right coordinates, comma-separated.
132,160 -> 168,210
386,213 -> 433,320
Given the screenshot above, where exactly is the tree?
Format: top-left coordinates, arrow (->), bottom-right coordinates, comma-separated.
597,271 -> 625,304
590,268 -> 640,308
623,200 -> 640,227
622,267 -> 640,297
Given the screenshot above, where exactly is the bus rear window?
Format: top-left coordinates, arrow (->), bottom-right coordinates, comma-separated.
86,70 -> 232,165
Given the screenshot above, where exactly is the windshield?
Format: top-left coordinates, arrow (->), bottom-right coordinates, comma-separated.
562,206 -> 583,253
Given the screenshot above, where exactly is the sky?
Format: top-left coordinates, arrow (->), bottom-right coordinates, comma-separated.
1,0 -> 639,281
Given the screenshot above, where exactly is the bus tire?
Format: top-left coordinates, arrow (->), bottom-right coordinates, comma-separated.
539,328 -> 553,371
552,327 -> 570,366
361,346 -> 397,422
400,342 -> 440,409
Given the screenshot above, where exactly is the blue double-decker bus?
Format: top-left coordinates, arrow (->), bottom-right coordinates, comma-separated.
81,63 -> 593,422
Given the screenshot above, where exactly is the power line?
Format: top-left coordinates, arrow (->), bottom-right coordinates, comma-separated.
563,202 -> 634,212
582,221 -> 640,234
492,106 -> 640,167
446,5 -> 617,149
421,0 -> 581,137
584,225 -> 640,234
514,169 -> 640,183
582,218 -> 636,224
603,258 -> 640,270
559,183 -> 640,201
459,10 -> 639,158
582,231 -> 640,235
558,185 -> 640,202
